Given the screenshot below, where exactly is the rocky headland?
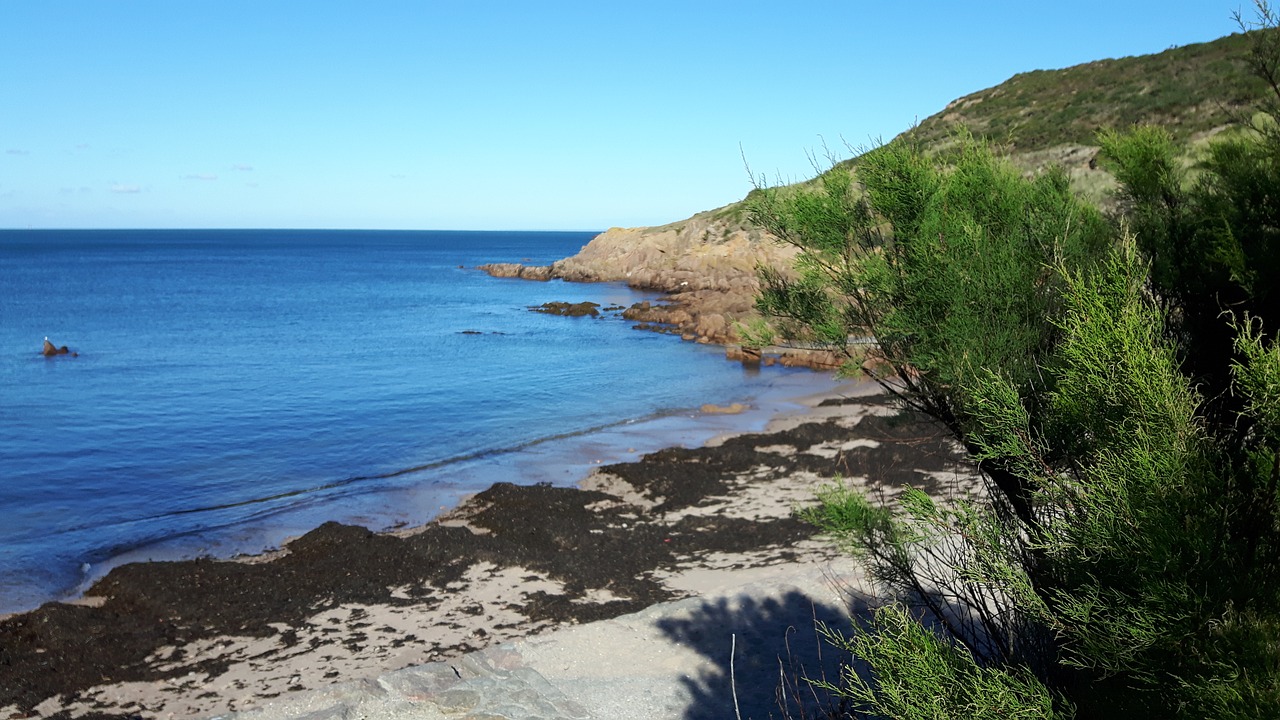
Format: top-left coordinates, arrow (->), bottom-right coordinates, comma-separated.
481,209 -> 844,370
483,28 -> 1268,374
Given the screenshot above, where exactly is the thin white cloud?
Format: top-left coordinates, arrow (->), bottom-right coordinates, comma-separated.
110,184 -> 141,194
232,163 -> 253,171
183,173 -> 218,181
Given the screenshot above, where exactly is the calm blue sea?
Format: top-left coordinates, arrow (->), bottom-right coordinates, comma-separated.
0,229 -> 837,614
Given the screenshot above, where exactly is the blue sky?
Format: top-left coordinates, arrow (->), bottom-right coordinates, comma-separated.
0,2 -> 1247,230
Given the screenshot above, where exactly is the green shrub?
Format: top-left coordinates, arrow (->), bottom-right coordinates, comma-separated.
755,16 -> 1280,716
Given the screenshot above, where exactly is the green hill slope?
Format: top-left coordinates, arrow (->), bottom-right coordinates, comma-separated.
685,29 -> 1276,232
748,29 -> 1275,214
876,29 -> 1271,204
903,31 -> 1266,154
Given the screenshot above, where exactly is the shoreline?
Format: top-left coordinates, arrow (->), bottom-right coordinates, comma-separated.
0,376 -> 982,720
6,365 -> 850,620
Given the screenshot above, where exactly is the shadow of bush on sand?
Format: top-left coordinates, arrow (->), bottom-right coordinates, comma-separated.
656,586 -> 873,720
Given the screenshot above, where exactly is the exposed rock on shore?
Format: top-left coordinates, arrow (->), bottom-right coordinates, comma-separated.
724,344 -> 845,370
481,211 -> 849,369
529,301 -> 601,317
479,263 -> 556,282
480,210 -> 797,347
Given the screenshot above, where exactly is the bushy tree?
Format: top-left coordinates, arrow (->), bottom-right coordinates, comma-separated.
753,14 -> 1280,718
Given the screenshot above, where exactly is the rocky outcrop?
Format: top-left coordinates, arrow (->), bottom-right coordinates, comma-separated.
530,301 -> 601,317
546,214 -> 792,295
41,338 -> 75,357
725,344 -> 846,371
480,208 -> 800,348
477,209 -> 857,371
479,263 -> 556,281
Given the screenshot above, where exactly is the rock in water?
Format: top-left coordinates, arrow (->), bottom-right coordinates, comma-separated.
41,338 -> 73,357
529,301 -> 601,317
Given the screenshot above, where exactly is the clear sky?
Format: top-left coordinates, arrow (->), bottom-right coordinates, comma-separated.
0,2 -> 1249,230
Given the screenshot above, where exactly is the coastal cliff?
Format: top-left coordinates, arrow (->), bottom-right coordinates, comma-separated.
481,209 -> 846,366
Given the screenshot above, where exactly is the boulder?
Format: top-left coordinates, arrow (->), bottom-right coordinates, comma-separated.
41,338 -> 73,357
726,345 -> 762,366
478,263 -> 555,281
529,301 -> 601,317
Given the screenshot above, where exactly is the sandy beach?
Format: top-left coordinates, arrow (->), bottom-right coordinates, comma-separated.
0,378 -> 980,720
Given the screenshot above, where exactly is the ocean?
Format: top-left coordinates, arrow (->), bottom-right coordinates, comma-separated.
0,229 -> 838,614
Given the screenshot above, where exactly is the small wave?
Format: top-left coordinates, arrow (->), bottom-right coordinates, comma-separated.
46,404 -> 699,536
34,404 -> 716,607
154,405 -> 695,515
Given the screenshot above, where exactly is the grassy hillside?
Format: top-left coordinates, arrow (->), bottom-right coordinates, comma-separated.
693,29 -> 1274,227
902,31 -> 1267,154
620,29 -> 1276,263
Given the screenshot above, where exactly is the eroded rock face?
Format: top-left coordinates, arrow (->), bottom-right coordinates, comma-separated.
549,217 -> 795,296
477,263 -> 555,281
480,211 -> 798,348
477,212 -> 848,370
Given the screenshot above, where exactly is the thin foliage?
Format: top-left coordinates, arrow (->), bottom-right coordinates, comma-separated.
755,11 -> 1280,716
